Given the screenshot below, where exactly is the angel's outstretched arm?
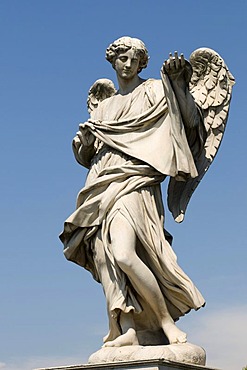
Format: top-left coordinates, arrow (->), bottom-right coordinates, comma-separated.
163,52 -> 200,129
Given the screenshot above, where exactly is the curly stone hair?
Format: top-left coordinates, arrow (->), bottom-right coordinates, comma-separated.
106,36 -> 149,73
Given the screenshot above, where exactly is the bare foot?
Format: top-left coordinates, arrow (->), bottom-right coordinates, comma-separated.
162,321 -> 187,344
103,328 -> 139,347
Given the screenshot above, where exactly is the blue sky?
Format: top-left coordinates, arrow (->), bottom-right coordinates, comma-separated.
0,1 -> 246,369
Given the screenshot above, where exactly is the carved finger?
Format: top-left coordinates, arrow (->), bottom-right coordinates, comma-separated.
169,53 -> 174,68
163,59 -> 169,72
79,123 -> 86,130
76,131 -> 86,145
174,51 -> 180,69
76,131 -> 82,139
180,53 -> 185,67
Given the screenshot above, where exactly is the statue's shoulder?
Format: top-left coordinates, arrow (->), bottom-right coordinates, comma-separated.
145,78 -> 162,88
144,78 -> 164,102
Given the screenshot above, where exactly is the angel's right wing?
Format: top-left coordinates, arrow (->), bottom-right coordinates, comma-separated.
87,78 -> 116,113
168,48 -> 235,222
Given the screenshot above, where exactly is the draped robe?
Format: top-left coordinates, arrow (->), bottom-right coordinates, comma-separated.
60,78 -> 205,344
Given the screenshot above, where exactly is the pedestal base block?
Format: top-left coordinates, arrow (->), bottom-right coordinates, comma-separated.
34,357 -> 220,370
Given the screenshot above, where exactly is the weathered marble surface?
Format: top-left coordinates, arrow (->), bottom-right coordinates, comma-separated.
88,343 -> 206,365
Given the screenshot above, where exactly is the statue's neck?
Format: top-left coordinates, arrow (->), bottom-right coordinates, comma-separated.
117,76 -> 145,95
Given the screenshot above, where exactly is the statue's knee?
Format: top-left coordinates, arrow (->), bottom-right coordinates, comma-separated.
110,214 -> 136,272
118,253 -> 131,267
111,243 -> 133,272
117,257 -> 133,273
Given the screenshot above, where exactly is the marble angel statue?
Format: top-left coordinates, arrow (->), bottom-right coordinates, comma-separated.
60,37 -> 234,347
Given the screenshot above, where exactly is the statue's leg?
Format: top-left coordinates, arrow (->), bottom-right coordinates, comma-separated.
108,212 -> 187,345
93,229 -> 138,346
103,311 -> 139,347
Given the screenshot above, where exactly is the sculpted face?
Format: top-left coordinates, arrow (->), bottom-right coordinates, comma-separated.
114,49 -> 141,80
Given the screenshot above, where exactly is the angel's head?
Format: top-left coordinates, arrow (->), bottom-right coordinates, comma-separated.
106,36 -> 149,74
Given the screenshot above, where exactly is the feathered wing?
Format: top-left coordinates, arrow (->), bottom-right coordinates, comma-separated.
168,48 -> 235,223
87,78 -> 116,113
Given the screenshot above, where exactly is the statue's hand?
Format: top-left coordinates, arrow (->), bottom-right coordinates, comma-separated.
163,52 -> 186,81
76,121 -> 95,146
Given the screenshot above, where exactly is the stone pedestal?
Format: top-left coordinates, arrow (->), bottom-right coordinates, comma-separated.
34,358 -> 219,370
34,343 -> 220,370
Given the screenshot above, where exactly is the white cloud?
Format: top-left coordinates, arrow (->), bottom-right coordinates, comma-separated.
0,363 -> 6,369
181,304 -> 247,370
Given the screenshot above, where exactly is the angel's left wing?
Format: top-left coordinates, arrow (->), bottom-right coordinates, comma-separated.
168,48 -> 235,223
